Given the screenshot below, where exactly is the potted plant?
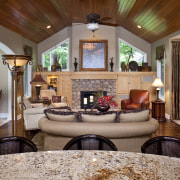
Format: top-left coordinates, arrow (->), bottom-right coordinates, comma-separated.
96,95 -> 118,112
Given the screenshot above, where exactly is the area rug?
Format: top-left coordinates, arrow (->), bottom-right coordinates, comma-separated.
172,120 -> 180,126
31,131 -> 45,151
0,119 -> 10,127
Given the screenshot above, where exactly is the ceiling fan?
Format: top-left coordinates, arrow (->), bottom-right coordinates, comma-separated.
86,0 -> 100,32
83,0 -> 116,32
86,0 -> 112,32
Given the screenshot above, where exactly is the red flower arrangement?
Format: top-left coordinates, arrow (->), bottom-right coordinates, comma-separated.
97,95 -> 118,107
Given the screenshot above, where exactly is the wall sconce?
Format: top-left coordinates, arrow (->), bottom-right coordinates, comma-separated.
30,74 -> 47,100
1,55 -> 32,136
152,78 -> 164,101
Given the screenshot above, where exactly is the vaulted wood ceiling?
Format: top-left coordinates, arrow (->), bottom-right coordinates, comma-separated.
1,0 -> 180,43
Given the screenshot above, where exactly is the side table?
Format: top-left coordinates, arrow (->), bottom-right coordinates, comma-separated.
151,100 -> 165,122
31,99 -> 51,106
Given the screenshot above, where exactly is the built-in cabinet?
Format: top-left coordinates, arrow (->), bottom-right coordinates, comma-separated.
117,74 -> 141,94
32,72 -> 156,109
116,72 -> 156,108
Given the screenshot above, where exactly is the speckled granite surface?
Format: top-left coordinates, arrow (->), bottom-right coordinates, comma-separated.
0,151 -> 179,180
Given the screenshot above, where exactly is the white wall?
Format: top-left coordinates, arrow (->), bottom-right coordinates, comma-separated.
116,27 -> 151,68
38,27 -> 72,69
0,26 -> 37,119
72,24 -> 116,71
38,24 -> 150,72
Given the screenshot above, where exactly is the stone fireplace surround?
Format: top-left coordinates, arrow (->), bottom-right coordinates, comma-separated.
72,79 -> 116,109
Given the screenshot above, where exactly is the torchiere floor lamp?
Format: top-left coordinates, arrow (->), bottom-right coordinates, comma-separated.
1,55 -> 32,136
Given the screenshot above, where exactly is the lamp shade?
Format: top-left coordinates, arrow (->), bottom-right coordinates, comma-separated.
30,74 -> 47,86
152,78 -> 164,87
87,23 -> 99,32
1,55 -> 31,66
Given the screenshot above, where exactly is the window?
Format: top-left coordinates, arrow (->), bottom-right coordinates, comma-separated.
157,59 -> 165,99
119,39 -> 147,70
42,39 -> 69,71
24,65 -> 32,96
156,45 -> 165,99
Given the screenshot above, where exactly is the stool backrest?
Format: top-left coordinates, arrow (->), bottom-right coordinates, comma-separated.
63,134 -> 117,151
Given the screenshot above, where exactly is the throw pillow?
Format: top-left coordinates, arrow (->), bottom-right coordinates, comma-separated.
52,102 -> 68,108
23,97 -> 32,109
44,108 -> 76,122
61,96 -> 67,103
81,113 -> 116,123
52,95 -> 61,103
119,109 -> 150,123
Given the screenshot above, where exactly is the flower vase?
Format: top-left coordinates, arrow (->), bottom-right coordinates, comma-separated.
97,105 -> 110,112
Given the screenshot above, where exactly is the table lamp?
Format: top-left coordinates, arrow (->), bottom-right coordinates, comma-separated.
30,74 -> 47,100
152,78 -> 164,101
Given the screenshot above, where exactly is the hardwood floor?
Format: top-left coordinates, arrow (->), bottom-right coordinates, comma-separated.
0,118 -> 180,139
0,119 -> 38,139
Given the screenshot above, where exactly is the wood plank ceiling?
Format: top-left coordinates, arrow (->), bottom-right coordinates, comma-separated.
0,0 -> 180,43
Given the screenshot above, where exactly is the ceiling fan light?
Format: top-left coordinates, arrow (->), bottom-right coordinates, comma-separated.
87,23 -> 99,32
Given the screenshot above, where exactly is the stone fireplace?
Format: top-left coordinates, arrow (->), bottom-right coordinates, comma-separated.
80,91 -> 107,109
72,79 -> 116,109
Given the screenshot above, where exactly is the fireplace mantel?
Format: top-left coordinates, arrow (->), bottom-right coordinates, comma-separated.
32,71 -> 156,109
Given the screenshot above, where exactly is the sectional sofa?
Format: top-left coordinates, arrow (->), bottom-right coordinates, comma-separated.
38,109 -> 159,152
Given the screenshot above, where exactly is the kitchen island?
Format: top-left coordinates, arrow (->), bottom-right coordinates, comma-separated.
0,150 -> 179,179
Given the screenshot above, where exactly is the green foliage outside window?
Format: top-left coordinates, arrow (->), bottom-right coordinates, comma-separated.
43,40 -> 69,71
120,41 -> 145,69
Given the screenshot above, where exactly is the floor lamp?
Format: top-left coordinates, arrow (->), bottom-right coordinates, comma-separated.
1,55 -> 32,136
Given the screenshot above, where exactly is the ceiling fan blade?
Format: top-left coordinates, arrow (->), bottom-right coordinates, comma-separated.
99,22 -> 119,26
100,17 -> 112,21
73,17 -> 86,23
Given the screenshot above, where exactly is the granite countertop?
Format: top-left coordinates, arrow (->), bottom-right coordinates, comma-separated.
0,150 -> 179,180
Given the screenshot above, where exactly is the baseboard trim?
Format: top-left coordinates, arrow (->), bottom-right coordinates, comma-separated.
0,113 -> 8,118
165,113 -> 170,120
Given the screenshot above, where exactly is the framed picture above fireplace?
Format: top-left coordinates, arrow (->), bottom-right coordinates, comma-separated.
79,40 -> 108,71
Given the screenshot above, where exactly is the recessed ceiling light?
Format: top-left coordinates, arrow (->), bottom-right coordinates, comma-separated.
137,25 -> 142,29
46,25 -> 51,29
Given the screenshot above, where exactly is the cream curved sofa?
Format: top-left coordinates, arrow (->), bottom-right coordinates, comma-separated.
39,110 -> 159,152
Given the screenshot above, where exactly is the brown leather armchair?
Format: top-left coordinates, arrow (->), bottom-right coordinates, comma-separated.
121,89 -> 150,110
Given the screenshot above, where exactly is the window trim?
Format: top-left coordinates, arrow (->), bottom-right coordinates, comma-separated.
156,59 -> 165,100
118,38 -> 147,71
24,65 -> 32,97
42,38 -> 70,71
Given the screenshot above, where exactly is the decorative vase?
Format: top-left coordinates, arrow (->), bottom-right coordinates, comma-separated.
51,65 -> 56,72
55,62 -> 61,72
110,57 -> 114,72
97,105 -> 110,112
74,57 -> 78,72
126,63 -> 129,72
121,62 -> 126,72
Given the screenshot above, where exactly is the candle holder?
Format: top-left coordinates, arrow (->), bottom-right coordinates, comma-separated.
90,102 -> 94,111
84,104 -> 88,112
